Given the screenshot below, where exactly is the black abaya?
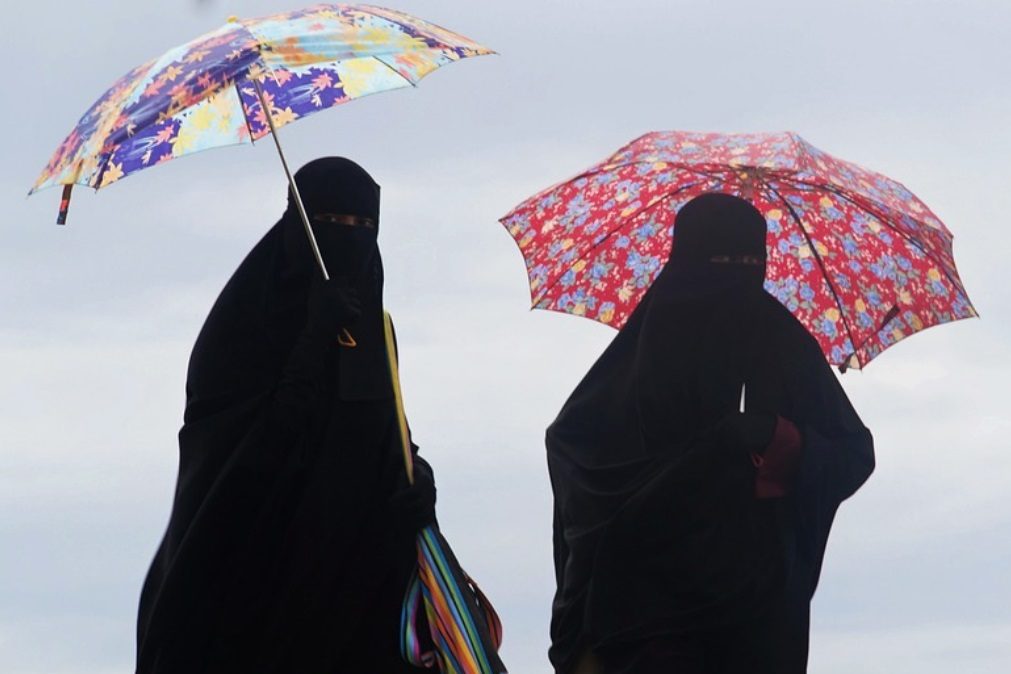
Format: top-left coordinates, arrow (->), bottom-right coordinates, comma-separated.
547,194 -> 874,674
136,158 -> 429,674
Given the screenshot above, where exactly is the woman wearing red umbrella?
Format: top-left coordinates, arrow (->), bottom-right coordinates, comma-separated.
546,194 -> 875,674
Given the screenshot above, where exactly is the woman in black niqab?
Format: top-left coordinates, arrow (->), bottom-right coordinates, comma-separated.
136,158 -> 434,674
547,193 -> 875,674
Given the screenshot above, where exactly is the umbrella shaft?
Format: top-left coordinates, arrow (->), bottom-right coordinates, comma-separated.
252,78 -> 330,280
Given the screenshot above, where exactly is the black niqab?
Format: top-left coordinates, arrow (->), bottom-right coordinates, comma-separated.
137,158 -> 425,674
546,194 -> 874,673
281,156 -> 388,401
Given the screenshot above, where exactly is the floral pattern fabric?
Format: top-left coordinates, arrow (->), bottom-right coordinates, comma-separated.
32,4 -> 492,193
500,131 -> 975,369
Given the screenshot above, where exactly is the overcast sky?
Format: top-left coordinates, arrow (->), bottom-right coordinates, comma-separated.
2,1 -> 1010,672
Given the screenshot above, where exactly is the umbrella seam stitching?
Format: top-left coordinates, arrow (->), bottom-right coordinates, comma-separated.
814,184 -> 976,316
767,182 -> 863,367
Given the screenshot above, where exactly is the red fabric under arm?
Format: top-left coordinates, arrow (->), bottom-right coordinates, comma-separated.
751,416 -> 803,499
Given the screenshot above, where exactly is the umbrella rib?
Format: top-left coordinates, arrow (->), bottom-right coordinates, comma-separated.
533,179 -> 709,307
806,182 -> 977,316
531,165 -> 734,305
374,55 -> 419,87
790,177 -> 951,251
236,82 -> 258,143
766,182 -> 862,368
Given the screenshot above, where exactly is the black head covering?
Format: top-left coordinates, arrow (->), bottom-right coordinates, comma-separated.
137,158 -> 422,674
281,156 -> 381,281
545,193 -> 873,671
658,191 -> 768,298
281,156 -> 389,401
181,156 -> 389,415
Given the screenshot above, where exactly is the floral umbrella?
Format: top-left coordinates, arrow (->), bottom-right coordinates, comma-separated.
500,131 -> 976,370
30,3 -> 492,278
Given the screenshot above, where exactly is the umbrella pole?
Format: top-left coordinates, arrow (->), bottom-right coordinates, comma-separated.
252,78 -> 330,280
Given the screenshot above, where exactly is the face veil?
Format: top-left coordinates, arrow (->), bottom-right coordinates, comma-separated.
281,156 -> 390,401
545,193 -> 873,672
137,157 -> 425,673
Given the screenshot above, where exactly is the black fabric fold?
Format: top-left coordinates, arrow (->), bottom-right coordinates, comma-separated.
136,158 -> 427,674
546,193 -> 874,673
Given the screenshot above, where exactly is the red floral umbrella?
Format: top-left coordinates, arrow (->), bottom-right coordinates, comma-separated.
500,131 -> 976,370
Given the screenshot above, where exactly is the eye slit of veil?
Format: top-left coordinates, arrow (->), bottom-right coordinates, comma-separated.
709,254 -> 764,266
311,213 -> 377,228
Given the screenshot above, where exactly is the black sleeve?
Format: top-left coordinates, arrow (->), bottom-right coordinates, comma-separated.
794,340 -> 876,503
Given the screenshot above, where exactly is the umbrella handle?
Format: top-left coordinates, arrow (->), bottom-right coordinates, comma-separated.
251,77 -> 330,281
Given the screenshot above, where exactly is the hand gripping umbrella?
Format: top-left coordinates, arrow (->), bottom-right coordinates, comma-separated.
500,131 -> 976,370
30,3 -> 492,279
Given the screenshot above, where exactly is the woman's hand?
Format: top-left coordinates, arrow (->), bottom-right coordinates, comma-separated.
305,275 -> 361,339
387,457 -> 437,536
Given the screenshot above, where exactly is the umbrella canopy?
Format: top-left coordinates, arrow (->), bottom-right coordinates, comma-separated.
500,131 -> 976,369
31,4 -> 491,195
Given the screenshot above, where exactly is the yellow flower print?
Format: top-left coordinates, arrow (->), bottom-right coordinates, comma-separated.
767,209 -> 783,221
572,260 -> 587,273
899,289 -> 913,305
825,307 -> 841,322
854,298 -> 867,313
99,161 -> 124,187
171,125 -> 200,155
572,303 -> 587,316
188,104 -> 216,132
814,240 -> 829,257
797,244 -> 812,258
908,314 -> 924,331
927,268 -> 941,281
162,64 -> 184,82
339,59 -> 388,98
271,106 -> 298,127
560,239 -> 575,251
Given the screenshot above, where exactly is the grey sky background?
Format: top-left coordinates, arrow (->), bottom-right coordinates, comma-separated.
2,1 -> 1009,672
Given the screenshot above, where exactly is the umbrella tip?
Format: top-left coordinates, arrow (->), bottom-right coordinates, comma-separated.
227,15 -> 240,24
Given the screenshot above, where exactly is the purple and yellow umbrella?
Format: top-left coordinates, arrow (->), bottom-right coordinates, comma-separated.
30,3 -> 492,278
